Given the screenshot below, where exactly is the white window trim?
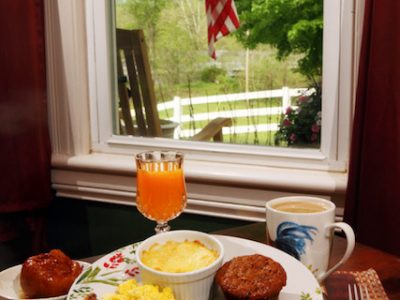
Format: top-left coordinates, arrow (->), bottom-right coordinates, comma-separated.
45,0 -> 359,222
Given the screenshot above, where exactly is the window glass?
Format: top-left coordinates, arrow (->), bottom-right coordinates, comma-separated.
113,0 -> 323,149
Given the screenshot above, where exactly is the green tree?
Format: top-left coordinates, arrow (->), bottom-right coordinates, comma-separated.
154,0 -> 207,86
116,0 -> 168,61
117,0 -> 209,87
235,0 -> 323,81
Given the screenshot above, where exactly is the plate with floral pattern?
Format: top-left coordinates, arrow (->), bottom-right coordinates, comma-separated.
67,235 -> 323,300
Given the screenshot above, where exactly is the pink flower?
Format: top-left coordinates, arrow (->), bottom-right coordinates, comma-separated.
311,123 -> 320,133
311,133 -> 318,142
298,96 -> 309,103
285,106 -> 293,114
290,133 -> 297,142
283,119 -> 292,127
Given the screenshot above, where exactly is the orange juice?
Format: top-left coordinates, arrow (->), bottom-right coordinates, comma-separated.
136,162 -> 186,222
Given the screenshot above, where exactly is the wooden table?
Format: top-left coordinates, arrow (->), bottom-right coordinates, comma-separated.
213,222 -> 400,299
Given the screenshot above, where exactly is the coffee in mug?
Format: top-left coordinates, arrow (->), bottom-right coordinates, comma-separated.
272,200 -> 328,213
266,196 -> 355,282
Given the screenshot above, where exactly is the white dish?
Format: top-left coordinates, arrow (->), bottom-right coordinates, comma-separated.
136,230 -> 224,300
0,261 -> 90,300
67,235 -> 323,300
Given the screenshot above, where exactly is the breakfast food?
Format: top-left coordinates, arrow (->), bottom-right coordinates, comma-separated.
215,254 -> 287,300
20,249 -> 83,298
102,279 -> 175,300
271,200 -> 328,213
141,240 -> 219,273
84,294 -> 98,300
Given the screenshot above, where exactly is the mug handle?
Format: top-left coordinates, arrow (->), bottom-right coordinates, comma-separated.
317,222 -> 355,282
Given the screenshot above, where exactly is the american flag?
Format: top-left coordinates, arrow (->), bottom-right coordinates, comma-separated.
206,0 -> 240,59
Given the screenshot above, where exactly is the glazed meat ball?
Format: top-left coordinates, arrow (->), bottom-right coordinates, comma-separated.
20,249 -> 83,298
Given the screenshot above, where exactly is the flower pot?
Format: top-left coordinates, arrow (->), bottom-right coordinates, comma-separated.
160,119 -> 179,138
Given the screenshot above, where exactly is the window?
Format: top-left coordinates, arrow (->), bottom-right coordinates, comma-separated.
46,0 -> 357,221
113,0 -> 320,149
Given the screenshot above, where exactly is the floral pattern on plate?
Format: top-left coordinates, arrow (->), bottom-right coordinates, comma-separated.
68,243 -> 141,299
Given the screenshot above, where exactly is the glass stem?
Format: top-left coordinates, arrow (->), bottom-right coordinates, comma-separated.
155,222 -> 170,234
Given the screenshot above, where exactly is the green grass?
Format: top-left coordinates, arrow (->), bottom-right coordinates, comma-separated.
158,109 -> 173,120
158,98 -> 283,119
156,86 -> 285,146
180,131 -> 279,146
225,131 -> 278,146
181,115 -> 281,130
155,81 -> 241,101
130,78 -> 301,146
182,98 -> 282,114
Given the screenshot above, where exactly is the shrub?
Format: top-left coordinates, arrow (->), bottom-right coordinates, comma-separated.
200,66 -> 226,83
275,85 -> 321,146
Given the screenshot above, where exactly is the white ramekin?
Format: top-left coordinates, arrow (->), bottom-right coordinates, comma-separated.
136,230 -> 224,300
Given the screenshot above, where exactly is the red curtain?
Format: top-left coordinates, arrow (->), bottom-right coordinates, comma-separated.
344,0 -> 400,256
0,0 -> 51,248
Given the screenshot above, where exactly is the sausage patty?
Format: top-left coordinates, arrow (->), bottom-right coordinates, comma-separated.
215,254 -> 287,300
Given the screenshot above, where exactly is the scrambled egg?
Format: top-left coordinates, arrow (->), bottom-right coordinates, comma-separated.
141,240 -> 219,273
102,279 -> 175,300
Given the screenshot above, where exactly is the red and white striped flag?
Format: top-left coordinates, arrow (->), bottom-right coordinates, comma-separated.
206,0 -> 240,59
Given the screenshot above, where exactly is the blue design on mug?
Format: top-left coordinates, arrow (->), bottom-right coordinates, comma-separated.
276,221 -> 318,260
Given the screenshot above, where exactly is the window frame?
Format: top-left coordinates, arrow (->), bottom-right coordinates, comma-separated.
86,0 -> 352,172
46,0 -> 357,222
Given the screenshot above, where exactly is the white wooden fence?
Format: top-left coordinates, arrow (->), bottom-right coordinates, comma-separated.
157,87 -> 307,139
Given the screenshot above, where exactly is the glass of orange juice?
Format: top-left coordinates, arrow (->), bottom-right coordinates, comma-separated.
135,151 -> 187,233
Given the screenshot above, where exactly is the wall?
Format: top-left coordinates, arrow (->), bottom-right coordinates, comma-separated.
46,197 -> 251,261
0,197 -> 250,270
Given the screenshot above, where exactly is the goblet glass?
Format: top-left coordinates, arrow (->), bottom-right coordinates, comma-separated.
135,151 -> 187,233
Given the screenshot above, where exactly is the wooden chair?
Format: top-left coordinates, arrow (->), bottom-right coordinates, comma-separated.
116,28 -> 232,141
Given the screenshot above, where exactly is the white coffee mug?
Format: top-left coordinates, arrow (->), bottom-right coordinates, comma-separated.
266,196 -> 355,282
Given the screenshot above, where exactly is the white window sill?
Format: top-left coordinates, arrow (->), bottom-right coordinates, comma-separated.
51,153 -> 347,222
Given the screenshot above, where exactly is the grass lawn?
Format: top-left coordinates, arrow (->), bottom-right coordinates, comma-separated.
126,79 -> 307,146
179,130 -> 279,146
156,82 -> 286,146
182,115 -> 281,130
